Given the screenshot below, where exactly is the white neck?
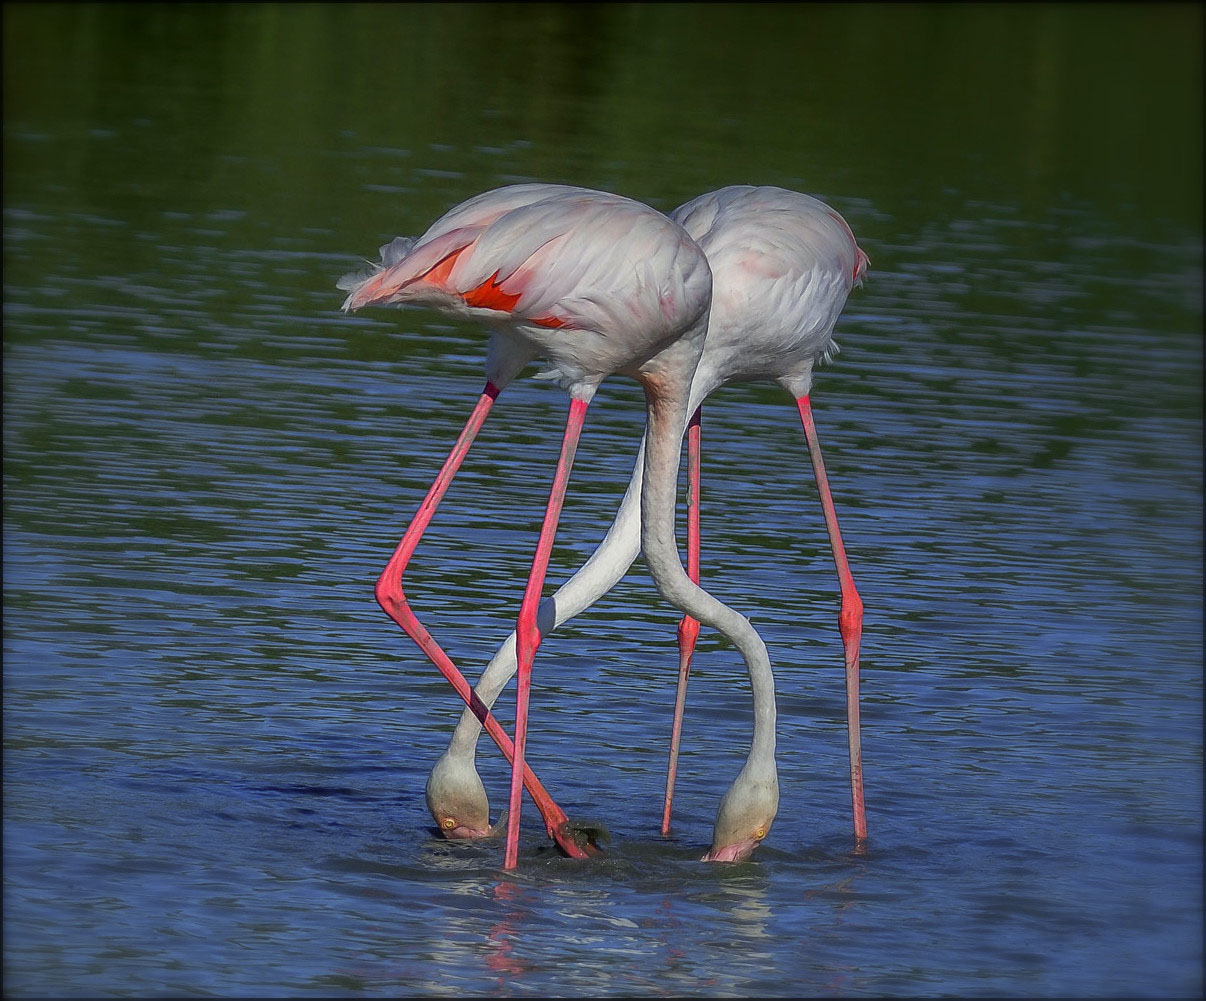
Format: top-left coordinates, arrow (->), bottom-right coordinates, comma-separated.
636,361 -> 777,769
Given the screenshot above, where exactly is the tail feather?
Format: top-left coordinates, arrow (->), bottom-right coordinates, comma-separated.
335,235 -> 417,292
854,247 -> 870,287
380,236 -> 416,267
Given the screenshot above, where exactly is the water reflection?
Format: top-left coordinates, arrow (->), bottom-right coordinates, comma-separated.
375,837 -> 890,996
485,881 -> 531,983
475,866 -> 783,995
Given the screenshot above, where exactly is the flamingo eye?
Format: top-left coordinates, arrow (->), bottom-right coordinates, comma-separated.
755,827 -> 766,839
442,818 -> 456,830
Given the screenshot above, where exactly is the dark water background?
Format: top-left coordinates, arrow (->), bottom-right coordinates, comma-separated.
4,4 -> 1201,997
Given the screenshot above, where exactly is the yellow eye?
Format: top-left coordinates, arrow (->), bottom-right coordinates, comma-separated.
442,818 -> 456,830
755,827 -> 766,839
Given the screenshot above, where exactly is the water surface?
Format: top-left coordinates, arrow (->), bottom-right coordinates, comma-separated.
4,4 -> 1201,997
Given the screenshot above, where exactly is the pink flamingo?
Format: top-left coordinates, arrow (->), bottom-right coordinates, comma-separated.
424,185 -> 868,861
340,183 -> 780,868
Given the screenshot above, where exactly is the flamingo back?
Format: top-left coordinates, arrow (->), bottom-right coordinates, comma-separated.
340,184 -> 712,389
670,185 -> 868,393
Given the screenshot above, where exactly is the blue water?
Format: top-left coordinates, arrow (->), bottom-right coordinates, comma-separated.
4,4 -> 1201,997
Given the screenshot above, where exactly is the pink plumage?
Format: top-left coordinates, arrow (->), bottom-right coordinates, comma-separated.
341,183 -> 782,870
340,183 -> 713,394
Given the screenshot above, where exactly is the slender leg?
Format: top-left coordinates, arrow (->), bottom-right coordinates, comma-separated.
796,394 -> 867,842
375,383 -> 590,860
504,398 -> 590,869
662,404 -> 702,835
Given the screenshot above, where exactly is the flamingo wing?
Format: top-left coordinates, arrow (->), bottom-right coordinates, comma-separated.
342,185 -> 711,342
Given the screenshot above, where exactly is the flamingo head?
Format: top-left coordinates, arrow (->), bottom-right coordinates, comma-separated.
425,751 -> 496,840
702,763 -> 779,863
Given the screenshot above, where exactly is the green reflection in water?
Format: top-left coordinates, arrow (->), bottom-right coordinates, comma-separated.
4,3 -> 1200,229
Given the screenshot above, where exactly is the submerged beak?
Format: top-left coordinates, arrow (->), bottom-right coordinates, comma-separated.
442,823 -> 494,840
702,836 -> 760,863
439,810 -> 508,841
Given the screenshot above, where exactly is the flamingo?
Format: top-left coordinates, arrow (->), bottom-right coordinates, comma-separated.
424,185 -> 869,861
339,183 -> 780,868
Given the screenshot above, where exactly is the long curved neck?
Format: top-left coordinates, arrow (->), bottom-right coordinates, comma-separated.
637,368 -> 776,768
444,437 -> 646,758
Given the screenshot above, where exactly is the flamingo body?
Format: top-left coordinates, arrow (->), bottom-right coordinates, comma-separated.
425,185 -> 868,862
342,183 -> 782,867
672,185 -> 868,397
341,184 -> 713,396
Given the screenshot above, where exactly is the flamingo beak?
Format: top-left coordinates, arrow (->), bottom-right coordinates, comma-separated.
701,836 -> 761,863
438,810 -> 508,841
442,823 -> 494,840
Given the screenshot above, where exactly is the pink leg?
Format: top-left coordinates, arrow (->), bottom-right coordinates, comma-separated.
662,405 -> 702,835
504,397 -> 590,870
375,384 -> 591,860
796,394 -> 867,843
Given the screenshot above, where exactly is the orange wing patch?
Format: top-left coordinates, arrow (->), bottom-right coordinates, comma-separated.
418,249 -> 563,324
421,246 -> 465,289
462,271 -> 522,312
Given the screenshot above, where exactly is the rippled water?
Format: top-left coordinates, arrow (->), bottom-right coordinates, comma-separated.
4,5 -> 1201,998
